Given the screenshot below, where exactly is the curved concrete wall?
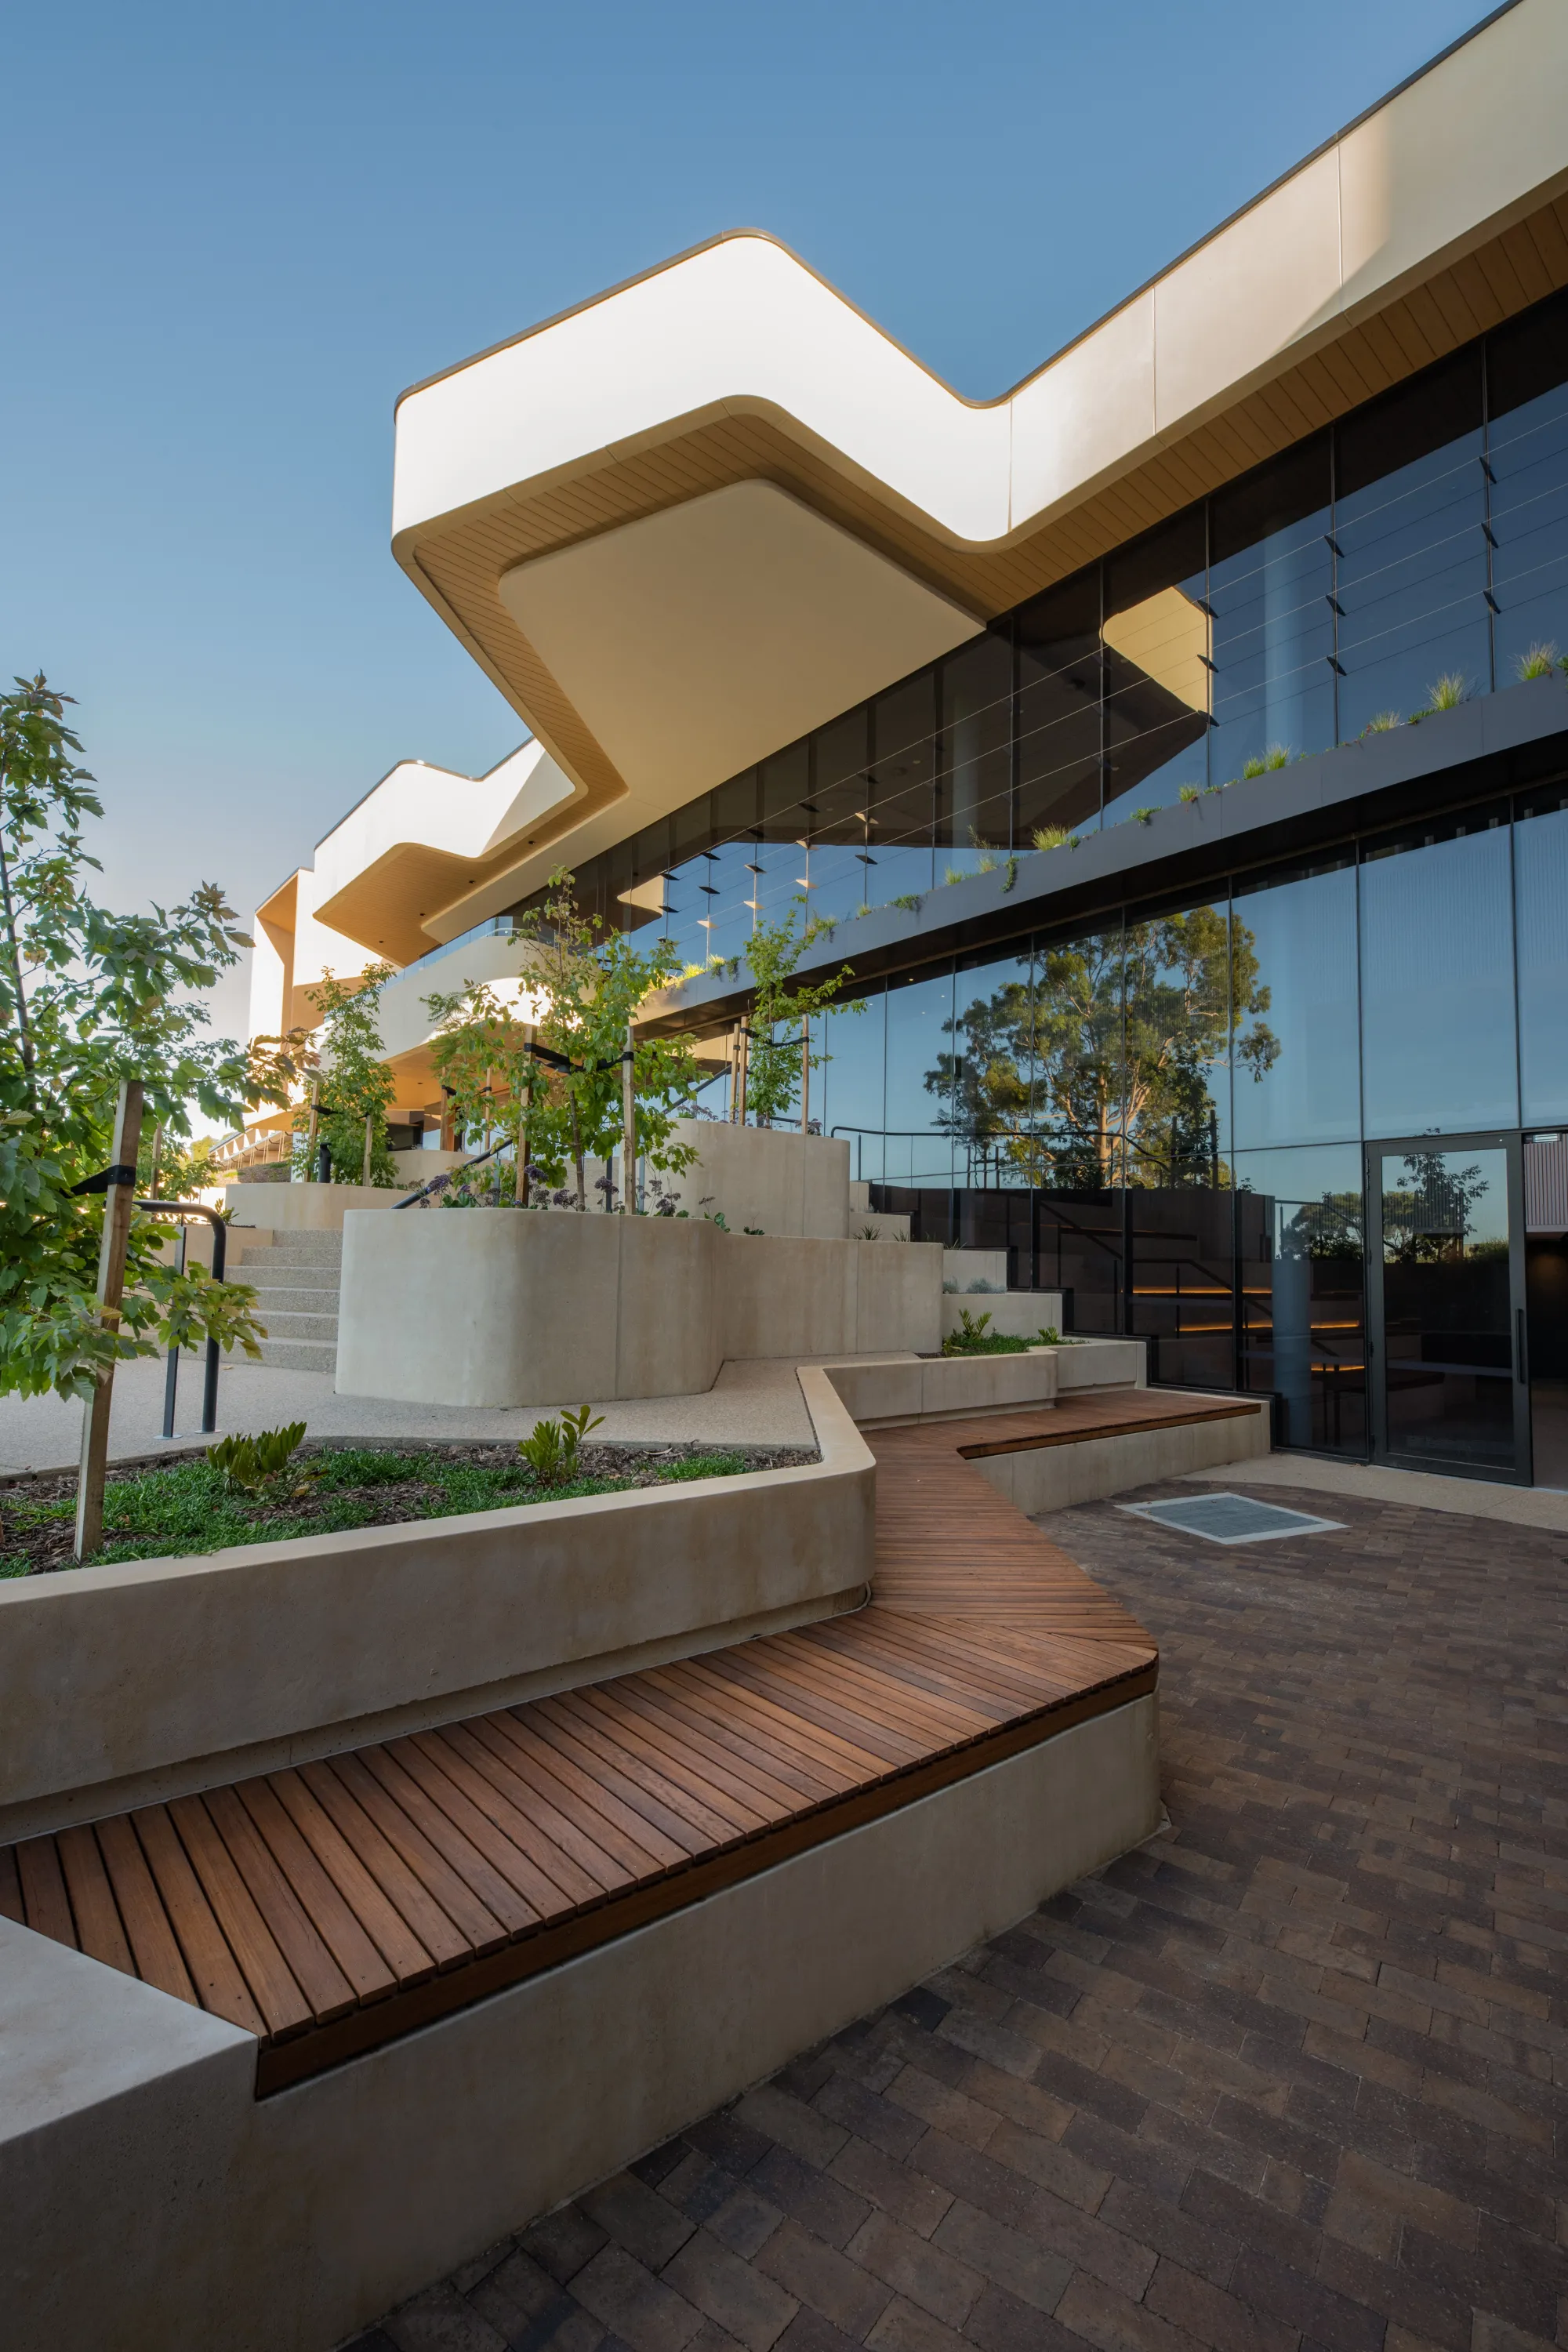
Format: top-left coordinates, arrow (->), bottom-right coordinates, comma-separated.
0,1370 -> 871,1845
336,1210 -> 944,1406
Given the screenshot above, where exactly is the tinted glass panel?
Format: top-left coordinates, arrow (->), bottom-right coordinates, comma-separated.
1031,924 -> 1125,1185
1359,815 -> 1518,1134
869,675 -> 936,902
884,967 -> 955,1187
1336,352 -> 1489,732
938,632 -> 1013,872
1231,860 -> 1359,1146
819,985 -> 885,1184
947,951 -> 1036,1187
806,709 -> 871,928
1234,1142 -> 1366,1452
1120,899 -> 1232,1182
1210,437 -> 1334,778
1515,791 -> 1568,1123
1378,1143 -> 1516,1470
1128,1184 -> 1235,1390
1102,512 -> 1210,822
1489,292 -> 1568,682
1015,573 -> 1102,841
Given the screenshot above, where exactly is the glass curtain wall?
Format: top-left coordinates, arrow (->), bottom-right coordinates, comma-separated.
514,286 -> 1568,976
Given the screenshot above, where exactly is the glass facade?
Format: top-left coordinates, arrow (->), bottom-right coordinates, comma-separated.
524,287 -> 1568,975
790,786 -> 1565,1455
505,286 -> 1568,1465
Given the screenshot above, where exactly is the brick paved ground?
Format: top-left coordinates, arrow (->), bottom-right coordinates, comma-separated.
350,1483 -> 1568,2352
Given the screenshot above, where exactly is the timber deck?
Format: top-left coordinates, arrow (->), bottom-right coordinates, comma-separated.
0,1386 -> 1233,2093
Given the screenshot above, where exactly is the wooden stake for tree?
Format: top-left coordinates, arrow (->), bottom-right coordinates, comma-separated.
361,1112 -> 373,1187
74,1079 -> 144,1563
800,1020 -> 811,1134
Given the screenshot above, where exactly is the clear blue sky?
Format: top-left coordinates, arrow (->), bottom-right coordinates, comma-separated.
2,0 -> 1487,1036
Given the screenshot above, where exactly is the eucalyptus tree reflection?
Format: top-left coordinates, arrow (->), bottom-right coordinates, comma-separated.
925,909 -> 1278,1188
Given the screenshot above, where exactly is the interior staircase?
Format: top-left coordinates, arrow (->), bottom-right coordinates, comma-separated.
231,1230 -> 342,1374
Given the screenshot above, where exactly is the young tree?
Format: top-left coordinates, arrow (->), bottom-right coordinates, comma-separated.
0,674 -> 283,1399
742,902 -> 861,1127
288,964 -> 399,1185
428,871 -> 702,1207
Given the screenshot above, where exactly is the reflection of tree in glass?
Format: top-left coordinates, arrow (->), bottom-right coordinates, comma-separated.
1381,1152 -> 1497,1262
925,909 -> 1277,1188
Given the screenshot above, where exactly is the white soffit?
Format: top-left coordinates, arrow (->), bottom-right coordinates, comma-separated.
496,482 -> 983,804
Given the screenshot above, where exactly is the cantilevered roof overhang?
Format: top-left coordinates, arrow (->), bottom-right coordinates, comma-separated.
391,0 -> 1568,916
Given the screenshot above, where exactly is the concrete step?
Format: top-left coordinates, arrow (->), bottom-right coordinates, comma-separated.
255,1309 -> 339,1343
255,1336 -> 339,1372
245,1285 -> 341,1315
227,1230 -> 344,1266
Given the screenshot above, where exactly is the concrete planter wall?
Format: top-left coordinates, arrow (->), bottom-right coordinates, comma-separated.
336,1210 -> 944,1406
0,1370 -> 871,1846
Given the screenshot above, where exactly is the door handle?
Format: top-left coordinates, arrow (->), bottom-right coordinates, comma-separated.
1517,1307 -> 1528,1386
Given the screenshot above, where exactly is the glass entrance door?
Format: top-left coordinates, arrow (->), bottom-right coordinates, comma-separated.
1365,1135 -> 1530,1480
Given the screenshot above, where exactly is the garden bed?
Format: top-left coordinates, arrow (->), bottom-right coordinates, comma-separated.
0,1439 -> 818,1577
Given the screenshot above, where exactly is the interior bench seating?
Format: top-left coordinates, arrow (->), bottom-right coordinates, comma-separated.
0,1387 -> 1237,2095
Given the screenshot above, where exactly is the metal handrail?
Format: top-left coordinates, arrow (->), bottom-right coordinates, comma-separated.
135,1200 -> 227,1436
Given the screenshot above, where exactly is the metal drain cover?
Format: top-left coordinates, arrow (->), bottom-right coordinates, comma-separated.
1118,1492 -> 1345,1545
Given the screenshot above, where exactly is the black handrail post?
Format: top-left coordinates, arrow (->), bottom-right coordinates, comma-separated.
162,1221 -> 186,1439
135,1200 -> 229,1439
203,1214 -> 226,1434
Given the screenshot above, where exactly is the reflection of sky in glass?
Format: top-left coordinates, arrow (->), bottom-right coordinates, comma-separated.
1359,826 -> 1518,1135
884,971 -> 955,1187
1232,867 -> 1359,1148
1516,805 -> 1568,1123
1379,1146 -> 1508,1258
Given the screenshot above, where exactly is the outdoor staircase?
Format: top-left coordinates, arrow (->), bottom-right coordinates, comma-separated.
231,1230 -> 342,1374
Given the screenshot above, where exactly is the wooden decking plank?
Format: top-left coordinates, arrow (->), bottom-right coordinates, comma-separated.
166,1797 -> 313,2038
405,1730 -> 597,1914
784,1624 -> 1004,1741
667,1656 -> 902,1778
644,1660 -> 864,1795
263,1772 -> 437,1990
132,1806 -> 267,2036
311,1755 -> 503,1961
0,1381 -> 1167,2078
354,1747 -> 539,1940
16,1836 -> 77,1948
386,1735 -> 572,1917
55,1824 -> 134,1975
529,1697 -> 747,1849
716,1640 -> 970,1759
602,1678 -> 826,1814
202,1786 -> 358,2024
557,1687 -> 776,1835
234,1779 -> 397,2005
96,1814 -> 198,2002
485,1713 -> 690,1875
435,1721 -> 626,1904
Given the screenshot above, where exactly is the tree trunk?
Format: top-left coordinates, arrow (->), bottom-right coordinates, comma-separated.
74,1080 -> 144,1563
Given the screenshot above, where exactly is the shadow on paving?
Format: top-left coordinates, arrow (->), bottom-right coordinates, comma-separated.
348,1481 -> 1568,2352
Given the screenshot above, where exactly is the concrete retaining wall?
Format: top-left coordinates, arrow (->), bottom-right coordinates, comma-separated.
822,1338 -> 1141,1428
0,1693 -> 1157,2352
0,1371 -> 871,1845
940,1289 -> 1062,1343
970,1392 -> 1272,1513
336,1213 -> 945,1405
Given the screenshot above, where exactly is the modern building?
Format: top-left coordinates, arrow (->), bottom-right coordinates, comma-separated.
278,0 -> 1568,1485
228,739 -> 570,1174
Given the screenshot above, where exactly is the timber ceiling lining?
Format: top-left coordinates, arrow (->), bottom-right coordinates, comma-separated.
400,191 -> 1568,873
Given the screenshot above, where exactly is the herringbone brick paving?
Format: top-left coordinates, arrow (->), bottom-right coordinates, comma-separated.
350,1483 -> 1568,2352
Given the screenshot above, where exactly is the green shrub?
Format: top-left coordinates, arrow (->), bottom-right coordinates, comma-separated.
206,1422 -> 308,1497
519,1404 -> 606,1486
1517,641 -> 1559,681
